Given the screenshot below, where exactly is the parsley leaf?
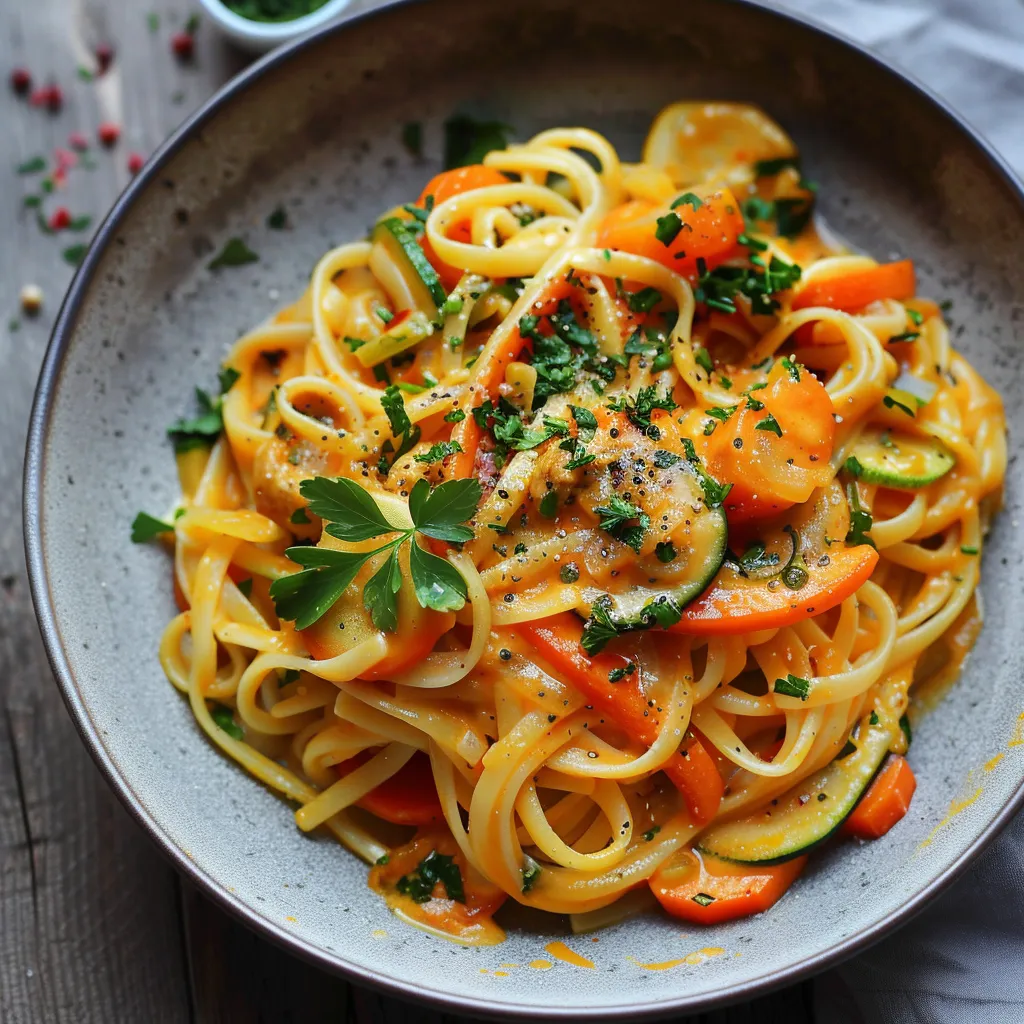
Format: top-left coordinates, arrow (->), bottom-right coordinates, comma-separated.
670,192 -> 704,211
409,539 -> 469,612
774,673 -> 811,700
606,386 -> 677,434
845,482 -> 875,548
208,237 -> 258,270
396,850 -> 465,903
379,385 -> 422,474
414,440 -> 463,465
130,511 -> 174,543
655,212 -> 683,246
755,412 -> 783,437
443,115 -> 510,169
271,548 -> 370,629
680,439 -> 732,508
594,494 -> 650,553
409,477 -> 482,542
209,702 -> 244,740
581,597 -> 620,655
301,476 -> 395,542
363,547 -> 403,632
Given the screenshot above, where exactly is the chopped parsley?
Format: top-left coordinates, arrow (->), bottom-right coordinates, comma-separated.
655,541 -> 677,563
443,408 -> 466,423
289,507 -> 310,525
580,597 -> 620,655
208,237 -> 259,270
443,114 -> 511,169
606,386 -> 676,435
521,856 -> 542,893
670,192 -> 703,211
608,662 -> 636,683
755,412 -> 783,437
695,254 -> 802,316
396,850 -> 465,903
130,511 -> 175,543
774,673 -> 811,701
845,482 -> 875,548
378,385 -> 422,474
655,211 -> 683,246
209,702 -> 244,741
691,892 -> 715,907
594,494 -> 649,554
413,440 -> 463,464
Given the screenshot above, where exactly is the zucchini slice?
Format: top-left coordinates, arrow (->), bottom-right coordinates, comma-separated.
369,218 -> 446,321
846,429 -> 955,489
697,716 -> 892,864
353,310 -> 434,368
581,457 -> 728,631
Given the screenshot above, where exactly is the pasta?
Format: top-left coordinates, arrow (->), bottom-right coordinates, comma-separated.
144,102 -> 1006,945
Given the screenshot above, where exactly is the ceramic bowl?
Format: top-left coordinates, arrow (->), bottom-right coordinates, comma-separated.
24,0 -> 1024,1017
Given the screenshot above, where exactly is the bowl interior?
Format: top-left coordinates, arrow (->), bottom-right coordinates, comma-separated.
29,0 -> 1024,1017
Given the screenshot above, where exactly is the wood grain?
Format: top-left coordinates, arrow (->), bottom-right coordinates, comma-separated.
0,1 -> 813,1021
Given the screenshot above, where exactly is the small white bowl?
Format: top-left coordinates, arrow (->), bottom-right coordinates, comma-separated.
197,0 -> 353,52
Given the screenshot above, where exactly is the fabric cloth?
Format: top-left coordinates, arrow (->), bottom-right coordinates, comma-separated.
770,5 -> 1024,1020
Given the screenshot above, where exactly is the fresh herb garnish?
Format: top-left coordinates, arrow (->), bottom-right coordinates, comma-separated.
559,563 -> 580,583
290,507 -> 310,525
656,541 -> 677,563
580,597 -> 620,655
655,211 -> 682,246
695,254 -> 802,315
443,408 -> 466,423
888,331 -> 920,344
209,702 -> 244,741
269,476 -> 480,630
130,511 -> 175,542
642,825 -> 661,841
594,494 -> 649,554
378,385 -> 422,474
521,856 -> 542,894
883,393 -> 916,418
396,849 -> 465,903
608,662 -> 636,683
774,673 -> 811,701
413,440 -> 463,464
443,114 -> 510,169
680,438 -> 733,509
208,237 -> 259,270
845,482 -> 875,548
670,192 -> 703,211
692,892 -> 715,907
755,412 -> 783,437
624,286 -> 662,313
606,386 -> 676,435
266,205 -> 288,230
16,156 -> 46,175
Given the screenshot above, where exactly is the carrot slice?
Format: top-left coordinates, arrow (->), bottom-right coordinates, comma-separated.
337,750 -> 444,826
447,406 -> 481,480
595,189 -> 745,278
417,165 -> 509,207
416,166 -> 511,291
672,544 -> 878,636
791,259 -> 916,312
518,614 -> 724,824
650,849 -> 806,925
842,755 -> 916,839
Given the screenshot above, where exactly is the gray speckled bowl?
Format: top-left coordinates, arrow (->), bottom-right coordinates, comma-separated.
24,0 -> 1024,1017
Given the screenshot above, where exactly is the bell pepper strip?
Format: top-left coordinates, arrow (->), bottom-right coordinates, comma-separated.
518,613 -> 724,824
842,754 -> 916,839
791,259 -> 916,312
672,544 -> 879,636
417,166 -> 511,291
649,848 -> 806,925
594,188 -> 745,278
336,749 -> 444,826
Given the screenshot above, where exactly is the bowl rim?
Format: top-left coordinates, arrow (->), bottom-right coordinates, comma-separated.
22,0 -> 1024,1017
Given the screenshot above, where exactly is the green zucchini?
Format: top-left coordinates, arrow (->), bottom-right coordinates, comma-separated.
845,428 -> 955,489
580,457 -> 727,631
697,716 -> 893,864
353,310 -> 434,368
369,217 -> 446,321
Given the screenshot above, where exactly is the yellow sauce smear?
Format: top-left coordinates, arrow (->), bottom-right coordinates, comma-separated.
984,753 -> 1004,772
529,959 -> 553,970
919,786 -> 983,849
1008,711 -> 1024,748
544,941 -> 596,969
629,948 -> 725,971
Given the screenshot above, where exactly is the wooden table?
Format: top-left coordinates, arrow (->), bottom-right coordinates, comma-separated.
0,2 -> 818,1020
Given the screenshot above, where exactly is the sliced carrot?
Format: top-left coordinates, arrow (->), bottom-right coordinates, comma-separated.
690,358 -> 835,524
518,614 -> 724,824
650,849 -> 806,925
417,165 -> 510,207
791,259 -> 916,312
337,750 -> 444,826
595,188 -> 745,279
842,755 -> 916,839
672,543 -> 879,636
447,404 -> 481,480
417,165 -> 511,291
